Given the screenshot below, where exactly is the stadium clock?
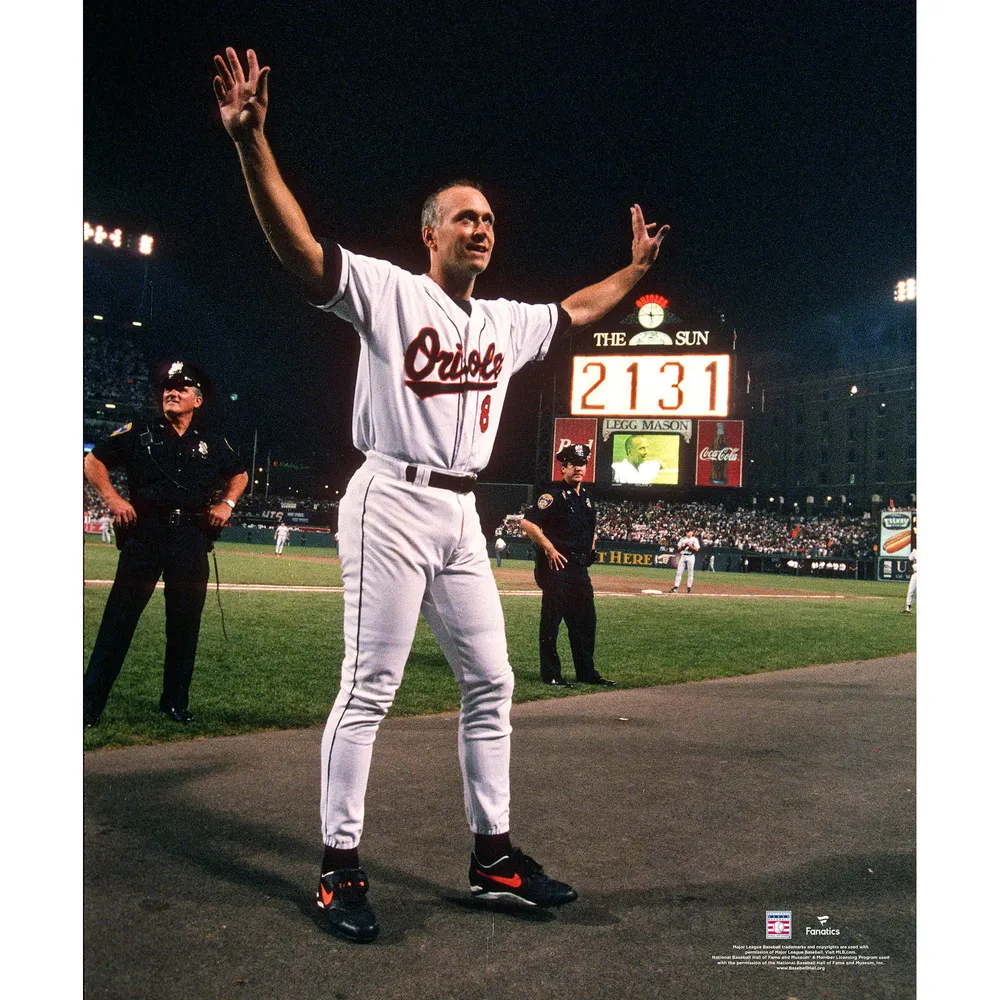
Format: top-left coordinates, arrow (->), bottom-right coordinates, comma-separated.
569,354 -> 731,417
637,301 -> 665,329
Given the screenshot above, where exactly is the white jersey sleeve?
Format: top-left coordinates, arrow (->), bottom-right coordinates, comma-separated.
487,297 -> 558,375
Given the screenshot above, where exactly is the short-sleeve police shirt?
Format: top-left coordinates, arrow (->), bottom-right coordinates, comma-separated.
522,483 -> 596,556
91,417 -> 245,512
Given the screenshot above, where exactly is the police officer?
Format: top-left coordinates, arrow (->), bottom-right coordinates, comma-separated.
83,361 -> 249,726
520,444 -> 615,688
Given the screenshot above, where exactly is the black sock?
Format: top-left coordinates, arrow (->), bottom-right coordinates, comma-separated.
322,845 -> 360,873
474,832 -> 513,865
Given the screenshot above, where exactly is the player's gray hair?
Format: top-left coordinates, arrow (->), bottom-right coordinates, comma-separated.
421,179 -> 484,230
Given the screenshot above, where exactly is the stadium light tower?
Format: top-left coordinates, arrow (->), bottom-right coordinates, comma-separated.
893,278 -> 916,302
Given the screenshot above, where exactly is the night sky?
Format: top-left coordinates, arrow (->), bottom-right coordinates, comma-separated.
83,0 -> 916,486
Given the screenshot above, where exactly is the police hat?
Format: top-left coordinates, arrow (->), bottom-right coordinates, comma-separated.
556,443 -> 591,464
154,360 -> 213,397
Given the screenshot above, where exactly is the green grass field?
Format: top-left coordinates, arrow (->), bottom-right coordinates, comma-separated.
83,538 -> 914,750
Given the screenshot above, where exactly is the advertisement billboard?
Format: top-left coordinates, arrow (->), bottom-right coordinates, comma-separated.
550,417 -> 598,481
877,509 -> 915,581
694,420 -> 744,487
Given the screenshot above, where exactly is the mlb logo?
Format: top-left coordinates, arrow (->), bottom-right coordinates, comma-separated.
766,910 -> 792,939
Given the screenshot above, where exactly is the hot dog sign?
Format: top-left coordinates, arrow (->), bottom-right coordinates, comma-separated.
879,511 -> 914,558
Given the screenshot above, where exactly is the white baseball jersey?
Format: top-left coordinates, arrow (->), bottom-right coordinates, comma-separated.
678,535 -> 700,554
611,459 -> 661,484
276,523 -> 291,541
313,247 -> 559,472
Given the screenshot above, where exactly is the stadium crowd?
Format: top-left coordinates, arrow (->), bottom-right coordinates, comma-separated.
83,329 -> 149,410
504,499 -> 878,559
87,476 -> 876,557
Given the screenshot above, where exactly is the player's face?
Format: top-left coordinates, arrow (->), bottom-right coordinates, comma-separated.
627,437 -> 649,466
162,385 -> 203,419
424,186 -> 495,276
561,460 -> 587,485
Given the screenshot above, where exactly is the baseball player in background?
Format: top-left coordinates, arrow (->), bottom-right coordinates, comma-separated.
494,535 -> 507,568
98,513 -> 114,544
215,46 -> 668,943
274,519 -> 291,555
669,529 -> 700,593
904,547 -> 916,613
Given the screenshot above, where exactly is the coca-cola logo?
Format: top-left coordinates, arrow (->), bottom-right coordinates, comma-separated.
698,446 -> 740,462
403,326 -> 503,398
882,514 -> 910,530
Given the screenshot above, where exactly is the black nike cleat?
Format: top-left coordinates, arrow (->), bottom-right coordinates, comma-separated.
469,849 -> 578,908
316,868 -> 379,942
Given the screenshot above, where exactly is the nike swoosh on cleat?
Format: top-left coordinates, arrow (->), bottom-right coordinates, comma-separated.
477,870 -> 522,888
320,885 -> 335,907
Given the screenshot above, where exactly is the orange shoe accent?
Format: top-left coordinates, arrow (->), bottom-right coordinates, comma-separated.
477,870 -> 522,888
320,884 -> 335,907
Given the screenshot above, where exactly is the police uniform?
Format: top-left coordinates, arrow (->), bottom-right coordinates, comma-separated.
522,444 -> 612,687
83,363 -> 246,724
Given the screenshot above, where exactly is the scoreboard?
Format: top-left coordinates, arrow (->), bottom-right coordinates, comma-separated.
554,293 -> 743,488
570,354 -> 730,417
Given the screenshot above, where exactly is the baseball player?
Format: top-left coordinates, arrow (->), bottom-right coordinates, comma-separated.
214,46 -> 668,943
669,529 -> 700,593
904,548 -> 916,613
494,535 -> 507,568
98,513 -> 114,544
611,435 -> 661,484
274,519 -> 291,555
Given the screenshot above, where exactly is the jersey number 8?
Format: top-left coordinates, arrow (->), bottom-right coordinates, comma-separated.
479,395 -> 491,432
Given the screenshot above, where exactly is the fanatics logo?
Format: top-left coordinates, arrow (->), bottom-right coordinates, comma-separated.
766,910 -> 792,939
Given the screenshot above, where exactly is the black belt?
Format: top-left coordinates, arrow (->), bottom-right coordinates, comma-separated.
405,467 -> 478,493
165,509 -> 205,526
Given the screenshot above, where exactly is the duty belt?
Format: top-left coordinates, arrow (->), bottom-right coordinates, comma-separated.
405,467 -> 477,493
166,509 -> 205,526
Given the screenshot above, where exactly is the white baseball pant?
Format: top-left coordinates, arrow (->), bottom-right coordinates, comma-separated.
906,570 -> 916,610
674,552 -> 696,589
321,452 -> 514,849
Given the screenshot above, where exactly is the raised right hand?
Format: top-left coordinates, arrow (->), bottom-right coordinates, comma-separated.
213,47 -> 270,141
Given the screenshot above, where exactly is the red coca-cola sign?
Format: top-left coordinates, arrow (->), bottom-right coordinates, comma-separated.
695,419 -> 744,487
